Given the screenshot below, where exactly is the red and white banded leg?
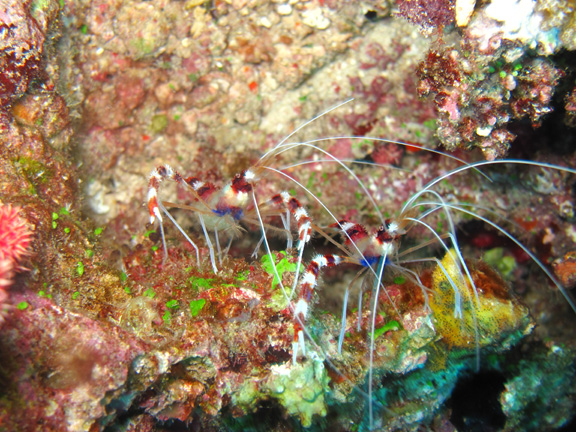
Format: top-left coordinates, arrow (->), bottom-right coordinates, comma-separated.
148,165 -> 217,224
147,165 -> 217,269
268,191 -> 313,296
292,253 -> 343,363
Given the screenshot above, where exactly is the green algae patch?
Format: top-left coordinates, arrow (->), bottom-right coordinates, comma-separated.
162,310 -> 172,323
166,299 -> 179,309
260,251 -> 300,290
374,320 -> 401,339
143,288 -> 156,299
188,276 -> 213,291
76,261 -> 84,276
260,251 -> 301,311
16,301 -> 29,310
189,299 -> 206,317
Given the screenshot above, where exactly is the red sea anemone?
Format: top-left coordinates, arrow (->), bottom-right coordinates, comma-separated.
0,204 -> 32,324
0,204 -> 32,265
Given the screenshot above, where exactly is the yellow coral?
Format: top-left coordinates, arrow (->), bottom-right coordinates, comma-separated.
430,249 -> 533,351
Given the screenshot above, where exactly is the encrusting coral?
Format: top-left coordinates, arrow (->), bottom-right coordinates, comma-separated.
399,0 -> 573,159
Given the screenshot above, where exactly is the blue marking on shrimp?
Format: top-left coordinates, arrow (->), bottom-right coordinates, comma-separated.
212,206 -> 244,220
361,255 -> 385,267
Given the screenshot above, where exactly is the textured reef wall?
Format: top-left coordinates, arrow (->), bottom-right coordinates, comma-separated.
1,0 -> 576,431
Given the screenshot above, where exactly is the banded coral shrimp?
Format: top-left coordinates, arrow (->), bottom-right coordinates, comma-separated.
147,100 -> 478,342
146,102 -> 576,430
145,102 -> 359,283
255,140 -> 576,430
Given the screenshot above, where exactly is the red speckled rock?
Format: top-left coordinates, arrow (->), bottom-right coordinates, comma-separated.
0,0 -> 45,108
553,251 -> 576,289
